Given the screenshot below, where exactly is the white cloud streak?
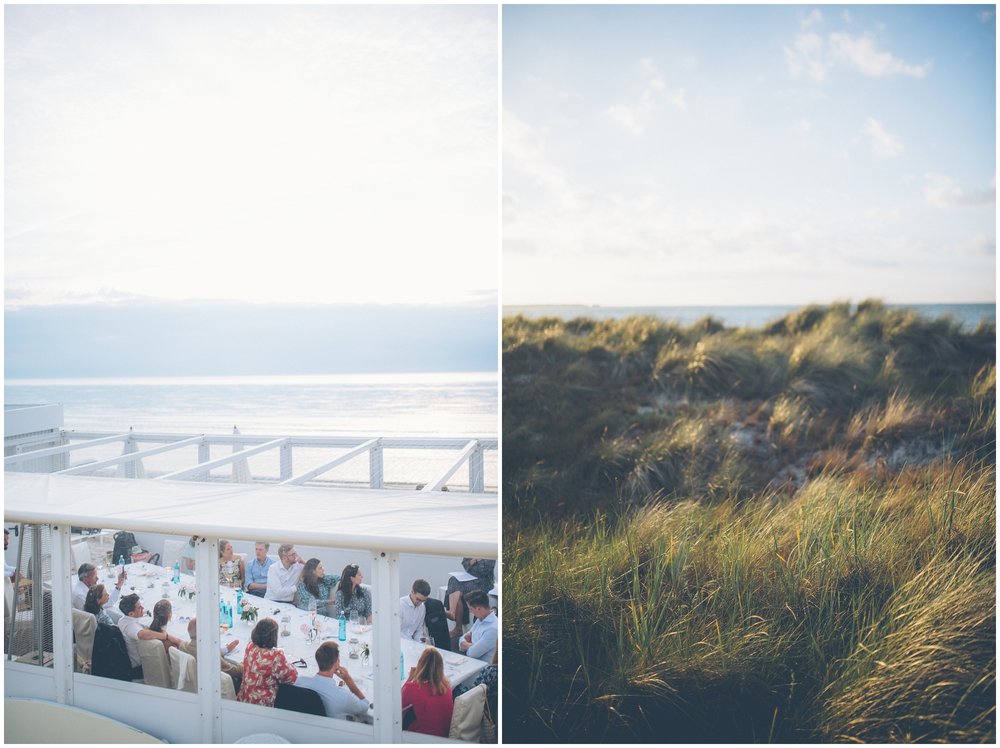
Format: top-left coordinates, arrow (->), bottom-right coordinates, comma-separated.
864,117 -> 904,157
607,57 -> 685,134
924,173 -> 996,209
785,30 -> 931,81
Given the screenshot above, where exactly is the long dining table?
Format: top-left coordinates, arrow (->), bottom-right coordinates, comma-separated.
101,562 -> 487,718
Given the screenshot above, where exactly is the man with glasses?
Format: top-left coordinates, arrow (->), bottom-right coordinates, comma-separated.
400,579 -> 431,641
264,543 -> 305,602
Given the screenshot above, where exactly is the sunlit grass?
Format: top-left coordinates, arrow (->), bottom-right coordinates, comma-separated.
503,302 -> 995,743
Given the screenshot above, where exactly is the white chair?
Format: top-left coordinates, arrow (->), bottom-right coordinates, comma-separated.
137,637 -> 172,688
161,539 -> 187,571
169,646 -> 197,692
71,609 -> 97,671
71,542 -> 91,572
449,683 -> 487,742
167,645 -> 236,700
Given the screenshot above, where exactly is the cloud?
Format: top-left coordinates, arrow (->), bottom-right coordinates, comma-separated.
801,9 -> 823,29
607,57 -> 685,134
924,173 -> 996,209
785,30 -> 931,81
978,10 -> 994,23
864,118 -> 904,157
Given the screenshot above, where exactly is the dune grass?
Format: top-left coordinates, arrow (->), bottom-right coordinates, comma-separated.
503,302 -> 995,743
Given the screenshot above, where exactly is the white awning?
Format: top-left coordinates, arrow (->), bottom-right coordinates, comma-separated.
4,472 -> 497,557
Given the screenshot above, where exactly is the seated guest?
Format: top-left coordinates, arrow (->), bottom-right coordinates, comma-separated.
296,641 -> 369,720
83,584 -> 116,627
333,564 -> 372,624
72,563 -> 125,620
458,590 -> 497,663
237,617 -> 297,707
218,539 -> 245,589
400,579 -> 431,641
180,536 -> 197,575
5,528 -> 15,579
245,542 -> 275,597
446,557 -> 495,640
149,600 -> 180,654
401,648 -> 454,737
296,559 -> 340,615
117,593 -> 181,679
181,617 -> 243,693
264,544 -> 305,602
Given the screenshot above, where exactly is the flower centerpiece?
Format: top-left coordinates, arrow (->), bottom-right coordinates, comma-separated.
239,602 -> 259,623
178,585 -> 197,600
361,643 -> 370,665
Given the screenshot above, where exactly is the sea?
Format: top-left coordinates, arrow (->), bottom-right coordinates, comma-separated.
4,372 -> 498,490
503,303 -> 996,329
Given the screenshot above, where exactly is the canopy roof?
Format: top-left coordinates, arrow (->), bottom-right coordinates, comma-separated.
4,472 -> 497,557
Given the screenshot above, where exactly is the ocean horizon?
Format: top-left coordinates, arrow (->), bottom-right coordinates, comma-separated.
503,302 -> 995,329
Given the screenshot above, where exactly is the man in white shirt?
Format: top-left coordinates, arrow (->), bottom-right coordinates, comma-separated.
72,562 -> 125,621
399,579 -> 431,641
117,593 -> 181,679
459,590 -> 498,663
264,543 -> 305,602
297,641 -> 370,720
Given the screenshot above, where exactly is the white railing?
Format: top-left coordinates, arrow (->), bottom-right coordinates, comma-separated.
5,430 -> 498,493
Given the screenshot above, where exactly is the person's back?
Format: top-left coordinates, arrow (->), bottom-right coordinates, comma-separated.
401,680 -> 453,737
296,674 -> 369,719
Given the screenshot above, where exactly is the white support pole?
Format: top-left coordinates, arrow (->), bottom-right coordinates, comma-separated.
469,441 -> 485,493
198,440 -> 210,464
369,439 -> 384,489
279,442 -> 293,482
51,523 -> 74,705
422,439 -> 479,492
118,434 -> 138,479
281,439 -> 379,486
371,549 -> 401,743
195,536 -> 222,744
157,438 -> 287,481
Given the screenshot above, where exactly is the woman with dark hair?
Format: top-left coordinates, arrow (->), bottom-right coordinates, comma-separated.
237,617 -> 297,707
295,558 -> 339,615
149,599 -> 176,653
446,557 -> 495,640
218,539 -> 245,589
333,564 -> 372,624
401,648 -> 453,736
83,583 -> 114,627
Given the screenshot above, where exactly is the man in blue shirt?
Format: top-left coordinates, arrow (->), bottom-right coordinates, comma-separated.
297,641 -> 370,720
459,590 -> 498,662
245,542 -> 275,597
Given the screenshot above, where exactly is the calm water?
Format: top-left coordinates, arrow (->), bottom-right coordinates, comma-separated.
5,372 -> 498,488
504,303 -> 996,329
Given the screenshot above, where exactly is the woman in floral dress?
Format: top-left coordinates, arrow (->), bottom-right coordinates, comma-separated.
237,618 -> 297,707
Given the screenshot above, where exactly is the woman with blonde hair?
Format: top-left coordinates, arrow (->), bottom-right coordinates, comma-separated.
401,647 -> 453,736
218,539 -> 245,589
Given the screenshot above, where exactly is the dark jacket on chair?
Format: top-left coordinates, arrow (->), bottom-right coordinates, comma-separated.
423,597 -> 452,651
91,622 -> 132,681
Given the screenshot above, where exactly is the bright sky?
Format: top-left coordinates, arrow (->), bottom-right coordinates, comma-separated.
5,4 -> 497,308
503,5 -> 996,306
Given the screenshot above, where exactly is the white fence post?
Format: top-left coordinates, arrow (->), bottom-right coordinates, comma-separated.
469,440 -> 484,493
280,443 -> 293,481
369,439 -> 384,489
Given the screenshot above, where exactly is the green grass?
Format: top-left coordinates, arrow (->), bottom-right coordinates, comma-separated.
503,302 -> 995,743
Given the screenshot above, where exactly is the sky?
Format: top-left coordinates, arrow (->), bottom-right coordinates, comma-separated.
4,5 -> 498,377
503,4 -> 996,307
5,4 -> 497,308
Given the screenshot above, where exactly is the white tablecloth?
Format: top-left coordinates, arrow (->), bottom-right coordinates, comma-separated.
105,563 -> 486,714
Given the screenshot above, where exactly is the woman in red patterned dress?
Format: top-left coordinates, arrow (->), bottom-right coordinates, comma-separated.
237,617 -> 297,707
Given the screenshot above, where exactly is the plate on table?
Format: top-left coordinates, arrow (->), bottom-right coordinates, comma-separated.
447,656 -> 465,666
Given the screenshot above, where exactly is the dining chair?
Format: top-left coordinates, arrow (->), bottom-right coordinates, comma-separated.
137,638 -> 171,688
71,609 -> 97,671
448,683 -> 487,742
